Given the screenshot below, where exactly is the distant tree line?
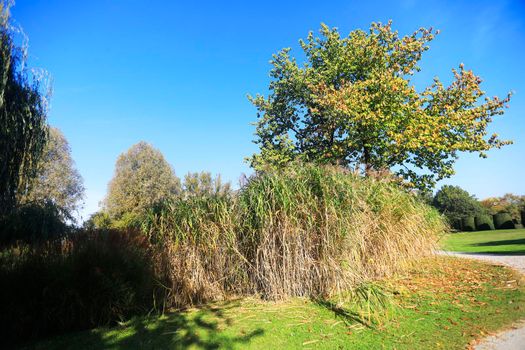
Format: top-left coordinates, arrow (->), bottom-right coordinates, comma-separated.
431,185 -> 524,231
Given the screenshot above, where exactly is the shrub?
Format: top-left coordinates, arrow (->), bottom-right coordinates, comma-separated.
143,165 -> 444,304
493,212 -> 515,229
0,230 -> 159,344
475,215 -> 495,231
522,211 -> 525,228
461,217 -> 476,231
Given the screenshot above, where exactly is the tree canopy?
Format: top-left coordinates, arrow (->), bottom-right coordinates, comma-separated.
248,22 -> 511,190
104,141 -> 181,218
19,127 -> 84,219
0,2 -> 49,214
480,194 -> 525,224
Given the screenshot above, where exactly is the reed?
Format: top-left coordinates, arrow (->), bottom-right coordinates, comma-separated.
143,165 -> 444,305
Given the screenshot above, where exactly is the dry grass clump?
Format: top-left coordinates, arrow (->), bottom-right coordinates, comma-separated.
143,165 -> 444,306
143,196 -> 245,307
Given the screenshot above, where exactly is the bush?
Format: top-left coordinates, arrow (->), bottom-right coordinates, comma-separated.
493,212 -> 515,230
461,217 -> 476,231
143,165 -> 444,304
0,230 -> 159,345
475,215 -> 495,231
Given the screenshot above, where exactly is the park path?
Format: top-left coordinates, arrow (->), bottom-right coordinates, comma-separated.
439,251 -> 525,350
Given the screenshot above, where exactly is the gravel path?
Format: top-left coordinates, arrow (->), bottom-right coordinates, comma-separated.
439,251 -> 525,350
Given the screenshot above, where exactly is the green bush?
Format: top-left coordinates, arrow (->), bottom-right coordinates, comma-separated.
493,212 -> 515,230
475,215 -> 495,231
0,230 -> 160,345
521,211 -> 525,227
461,217 -> 476,231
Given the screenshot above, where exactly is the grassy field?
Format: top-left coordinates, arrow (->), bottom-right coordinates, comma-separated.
22,257 -> 525,350
441,228 -> 525,255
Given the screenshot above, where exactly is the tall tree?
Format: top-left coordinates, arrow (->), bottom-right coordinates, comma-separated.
104,141 -> 181,218
19,127 -> 84,219
248,22 -> 511,190
0,2 -> 49,214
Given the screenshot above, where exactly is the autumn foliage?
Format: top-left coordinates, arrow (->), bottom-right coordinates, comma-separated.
249,22 -> 511,190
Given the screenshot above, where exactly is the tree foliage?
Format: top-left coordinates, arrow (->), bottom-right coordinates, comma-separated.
19,127 -> 84,219
480,193 -> 525,224
248,22 -> 511,190
432,185 -> 485,228
104,141 -> 181,218
182,172 -> 231,198
0,2 -> 49,214
83,211 -> 112,230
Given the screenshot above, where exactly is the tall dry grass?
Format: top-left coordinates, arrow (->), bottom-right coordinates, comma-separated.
1,165 -> 444,344
143,165 -> 444,305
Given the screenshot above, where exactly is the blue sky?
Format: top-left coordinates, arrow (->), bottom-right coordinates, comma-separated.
13,0 -> 525,219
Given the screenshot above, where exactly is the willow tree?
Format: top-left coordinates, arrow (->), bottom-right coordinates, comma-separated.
248,22 -> 512,189
0,2 -> 48,214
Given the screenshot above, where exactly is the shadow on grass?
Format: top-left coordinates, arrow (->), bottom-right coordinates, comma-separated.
462,250 -> 525,256
466,238 -> 525,256
20,300 -> 264,350
313,299 -> 373,328
472,238 -> 525,247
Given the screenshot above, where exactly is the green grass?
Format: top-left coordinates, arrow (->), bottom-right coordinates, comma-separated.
22,257 -> 525,350
441,228 -> 525,255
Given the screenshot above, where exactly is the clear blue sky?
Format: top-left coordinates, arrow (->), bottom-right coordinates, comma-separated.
13,0 -> 525,219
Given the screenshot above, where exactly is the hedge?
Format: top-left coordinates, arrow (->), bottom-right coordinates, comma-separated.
461,216 -> 476,231
475,215 -> 495,231
493,212 -> 515,230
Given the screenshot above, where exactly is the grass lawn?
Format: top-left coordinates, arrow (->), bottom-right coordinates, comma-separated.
22,257 -> 525,350
441,228 -> 525,255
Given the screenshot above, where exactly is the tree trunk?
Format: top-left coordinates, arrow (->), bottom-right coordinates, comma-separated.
363,146 -> 372,176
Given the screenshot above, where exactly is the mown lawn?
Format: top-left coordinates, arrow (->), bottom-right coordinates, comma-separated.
441,228 -> 525,255
22,257 -> 525,350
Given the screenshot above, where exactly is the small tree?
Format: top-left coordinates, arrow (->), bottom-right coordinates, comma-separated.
0,2 -> 49,214
19,127 -> 84,219
182,172 -> 231,198
432,185 -> 485,229
248,22 -> 511,190
104,141 -> 181,218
